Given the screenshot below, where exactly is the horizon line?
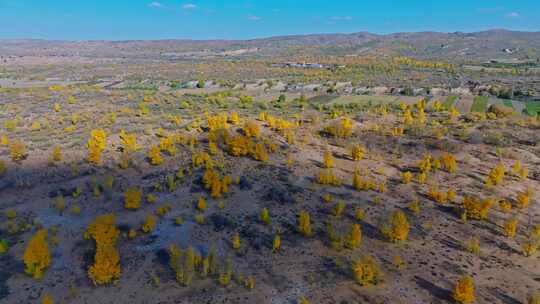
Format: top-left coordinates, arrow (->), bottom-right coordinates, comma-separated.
1,28 -> 539,43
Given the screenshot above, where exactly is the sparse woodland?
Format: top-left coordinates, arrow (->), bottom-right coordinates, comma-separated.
0,58 -> 539,304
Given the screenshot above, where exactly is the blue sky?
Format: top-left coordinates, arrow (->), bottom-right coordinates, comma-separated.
0,0 -> 538,40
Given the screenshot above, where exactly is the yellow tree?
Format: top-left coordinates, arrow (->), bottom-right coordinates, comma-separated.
453,276 -> 475,304
23,229 -> 51,279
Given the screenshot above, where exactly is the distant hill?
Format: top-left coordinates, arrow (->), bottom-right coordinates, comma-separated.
1,29 -> 539,63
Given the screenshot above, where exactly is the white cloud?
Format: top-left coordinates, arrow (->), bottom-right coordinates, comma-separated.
505,12 -> 520,18
182,3 -> 197,10
247,14 -> 261,21
148,2 -> 164,8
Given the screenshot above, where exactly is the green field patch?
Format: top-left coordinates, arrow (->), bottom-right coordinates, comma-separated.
471,96 -> 488,112
329,95 -> 399,106
502,99 -> 514,108
443,95 -> 458,109
524,101 -> 540,117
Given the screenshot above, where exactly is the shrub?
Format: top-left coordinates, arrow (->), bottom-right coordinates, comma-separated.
408,200 -> 421,215
516,191 -> 530,209
142,215 -> 157,233
85,214 -> 120,285
452,276 -> 475,304
243,120 -> 260,138
23,229 -> 51,279
87,129 -> 106,165
42,294 -> 54,304
259,208 -> 271,225
462,196 -> 493,220
0,239 -> 8,253
325,117 -> 354,138
504,218 -> 518,238
119,130 -> 139,153
486,162 -> 505,186
323,151 -> 334,168
124,188 -> 142,210
317,169 -> 341,186
350,144 -> 365,161
232,233 -> 241,251
332,200 -> 346,217
351,255 -> 381,286
169,245 -> 196,286
197,197 -> 206,212
440,152 -> 457,173
10,140 -> 27,162
51,146 -> 62,162
401,171 -> 413,184
147,146 -> 163,165
298,211 -> 312,236
273,234 -> 281,252
381,211 -> 410,242
465,236 -> 481,255
355,207 -> 365,221
529,293 -> 540,304
346,224 -> 362,249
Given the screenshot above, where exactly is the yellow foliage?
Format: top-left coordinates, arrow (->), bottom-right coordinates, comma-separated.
229,111 -> 240,125
323,150 -> 334,168
232,233 -> 241,250
298,211 -> 312,236
409,200 -> 421,215
85,214 -> 120,285
499,200 -> 512,213
87,129 -> 106,165
159,135 -> 177,156
352,255 -> 381,286
452,276 -> 475,304
504,218 -> 518,238
418,154 -> 433,173
440,152 -> 457,173
351,144 -> 365,161
486,162 -> 505,186
227,135 -> 250,156
197,197 -> 206,211
51,146 -> 62,162
401,171 -> 413,184
427,186 -> 448,204
243,120 -> 260,138
252,142 -> 269,162
0,135 -> 8,146
516,191 -> 530,209
10,140 -> 27,162
124,187 -> 142,210
317,169 -> 341,186
42,294 -> 54,304
381,211 -> 409,242
346,224 -> 362,249
192,151 -> 213,168
260,208 -> 271,225
23,229 -> 51,279
462,196 -> 493,220
142,215 -> 157,233
449,106 -> 460,120
465,236 -> 481,255
207,113 -> 229,131
273,234 -> 281,252
355,208 -> 365,221
147,145 -> 163,165
325,117 -> 354,138
119,130 -> 139,152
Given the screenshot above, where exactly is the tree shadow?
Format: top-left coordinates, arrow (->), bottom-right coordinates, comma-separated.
414,276 -> 452,302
